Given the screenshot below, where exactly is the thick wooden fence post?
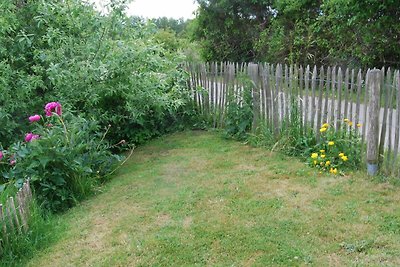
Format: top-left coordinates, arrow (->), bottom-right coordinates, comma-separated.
367,69 -> 381,175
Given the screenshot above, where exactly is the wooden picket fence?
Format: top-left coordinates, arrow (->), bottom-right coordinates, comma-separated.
0,180 -> 32,250
186,62 -> 400,176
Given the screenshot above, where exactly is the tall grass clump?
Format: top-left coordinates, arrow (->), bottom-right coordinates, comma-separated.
0,198 -> 65,266
248,99 -> 316,158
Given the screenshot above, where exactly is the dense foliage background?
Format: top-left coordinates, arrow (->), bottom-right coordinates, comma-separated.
193,0 -> 400,68
0,0 -> 192,148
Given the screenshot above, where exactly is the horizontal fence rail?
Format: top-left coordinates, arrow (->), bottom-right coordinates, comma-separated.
186,62 -> 400,176
0,180 -> 32,252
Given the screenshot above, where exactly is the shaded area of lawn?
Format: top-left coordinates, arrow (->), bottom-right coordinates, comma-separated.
26,131 -> 400,266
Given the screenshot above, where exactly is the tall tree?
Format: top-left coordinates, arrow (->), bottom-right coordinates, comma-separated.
318,0 -> 400,67
194,0 -> 274,62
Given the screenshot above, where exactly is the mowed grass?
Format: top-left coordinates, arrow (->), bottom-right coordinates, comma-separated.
23,131 -> 400,266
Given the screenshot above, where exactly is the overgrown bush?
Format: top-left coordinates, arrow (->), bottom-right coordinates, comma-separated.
0,0 -> 194,149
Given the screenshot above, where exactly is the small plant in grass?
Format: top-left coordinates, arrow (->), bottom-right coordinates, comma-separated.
308,119 -> 362,175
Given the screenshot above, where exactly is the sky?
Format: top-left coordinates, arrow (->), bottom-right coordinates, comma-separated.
127,0 -> 198,19
91,0 -> 199,19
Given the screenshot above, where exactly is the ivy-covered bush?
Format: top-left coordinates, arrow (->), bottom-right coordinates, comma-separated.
0,102 -> 122,212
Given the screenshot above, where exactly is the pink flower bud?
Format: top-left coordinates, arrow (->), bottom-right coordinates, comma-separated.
10,160 -> 16,166
29,114 -> 41,123
0,151 -> 3,160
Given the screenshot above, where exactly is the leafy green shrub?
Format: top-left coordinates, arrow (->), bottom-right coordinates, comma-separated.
0,103 -> 122,212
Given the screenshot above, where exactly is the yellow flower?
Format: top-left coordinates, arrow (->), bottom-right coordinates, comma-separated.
348,121 -> 353,127
330,168 -> 338,174
344,118 -> 349,122
320,127 -> 327,133
341,155 -> 348,161
320,149 -> 325,153
339,153 -> 344,157
357,123 -> 362,128
328,141 -> 335,146
326,161 -> 331,166
313,160 -> 317,165
311,153 -> 318,159
321,154 -> 326,158
322,123 -> 329,128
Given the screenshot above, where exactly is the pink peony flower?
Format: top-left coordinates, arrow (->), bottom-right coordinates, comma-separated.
25,133 -> 34,142
29,114 -> 41,123
0,151 -> 3,160
31,134 -> 40,141
44,102 -> 62,117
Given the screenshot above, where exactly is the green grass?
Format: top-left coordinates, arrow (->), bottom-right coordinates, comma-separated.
10,130 -> 400,266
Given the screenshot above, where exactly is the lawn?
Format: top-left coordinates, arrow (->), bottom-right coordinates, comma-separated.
23,131 -> 400,266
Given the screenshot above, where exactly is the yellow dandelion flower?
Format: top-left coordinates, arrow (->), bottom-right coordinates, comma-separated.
320,149 -> 325,153
311,153 -> 318,159
320,127 -> 327,133
341,155 -> 348,161
328,141 -> 335,146
339,153 -> 344,157
348,121 -> 353,126
314,160 -> 317,165
321,154 -> 326,158
322,123 -> 329,128
344,118 -> 349,122
330,168 -> 338,174
357,123 -> 362,128
326,161 -> 331,166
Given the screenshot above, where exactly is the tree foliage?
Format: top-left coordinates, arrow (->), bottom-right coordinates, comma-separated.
195,0 -> 274,62
193,0 -> 400,68
150,17 -> 190,36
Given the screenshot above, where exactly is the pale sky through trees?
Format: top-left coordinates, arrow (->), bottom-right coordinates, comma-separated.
91,0 -> 198,19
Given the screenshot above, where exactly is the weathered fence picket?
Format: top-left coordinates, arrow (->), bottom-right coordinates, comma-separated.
0,180 -> 32,249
